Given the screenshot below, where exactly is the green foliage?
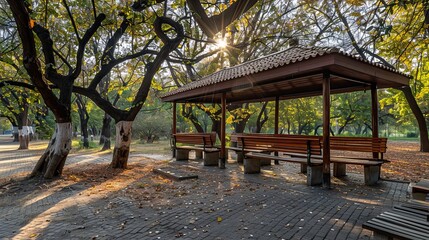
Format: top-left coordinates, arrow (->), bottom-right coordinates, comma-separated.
0,118 -> 11,133
132,105 -> 171,142
35,111 -> 55,139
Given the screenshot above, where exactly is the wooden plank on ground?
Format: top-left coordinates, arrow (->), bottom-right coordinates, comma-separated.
413,179 -> 429,193
153,167 -> 198,181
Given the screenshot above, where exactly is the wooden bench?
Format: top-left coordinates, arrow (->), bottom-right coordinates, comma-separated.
363,200 -> 429,239
229,133 -> 276,165
229,133 -> 321,165
330,136 -> 387,185
283,136 -> 387,185
237,135 -> 323,186
172,133 -> 219,166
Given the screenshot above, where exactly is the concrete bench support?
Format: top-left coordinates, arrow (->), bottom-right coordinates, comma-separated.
300,163 -> 307,174
260,159 -> 271,166
259,151 -> 272,166
364,165 -> 380,185
307,165 -> 323,186
176,149 -> 190,161
333,163 -> 347,177
236,152 -> 244,164
244,158 -> 261,174
195,150 -> 203,159
203,151 -> 219,166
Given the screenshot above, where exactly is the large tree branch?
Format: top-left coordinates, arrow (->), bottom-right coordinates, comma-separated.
71,14 -> 106,80
88,48 -> 158,90
186,0 -> 258,38
333,0 -> 366,59
87,19 -> 154,90
128,17 -> 184,120
32,24 -> 60,82
100,15 -> 130,66
73,86 -> 128,121
6,1 -> 65,118
62,0 -> 81,41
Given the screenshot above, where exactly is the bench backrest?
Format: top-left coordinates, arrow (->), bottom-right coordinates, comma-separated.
330,136 -> 387,159
232,134 -> 387,159
236,134 -> 322,156
173,132 -> 217,148
330,136 -> 387,152
231,133 -> 321,143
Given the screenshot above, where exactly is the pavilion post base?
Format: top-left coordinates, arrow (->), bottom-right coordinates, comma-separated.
364,165 -> 380,186
176,149 -> 190,161
204,151 -> 219,166
300,163 -> 307,174
333,163 -> 347,177
218,157 -> 226,169
307,165 -> 323,186
244,158 -> 261,174
195,150 -> 203,160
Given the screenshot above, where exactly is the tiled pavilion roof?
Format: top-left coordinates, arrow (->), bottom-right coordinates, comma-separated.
161,46 -> 410,103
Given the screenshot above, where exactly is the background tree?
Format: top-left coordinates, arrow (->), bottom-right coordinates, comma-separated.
6,0 -> 258,177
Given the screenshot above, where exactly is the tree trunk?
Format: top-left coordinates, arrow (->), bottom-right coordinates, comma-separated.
234,120 -> 247,134
18,126 -> 30,150
255,102 -> 268,133
111,121 -> 132,168
13,126 -> 19,142
182,106 -> 204,133
211,119 -> 221,139
298,123 -> 308,135
30,122 -> 72,178
401,86 -> 429,151
80,117 -> 89,148
100,113 -> 112,150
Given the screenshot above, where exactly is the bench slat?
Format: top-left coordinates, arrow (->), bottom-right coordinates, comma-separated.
231,134 -> 387,158
246,152 -> 323,165
380,212 -> 429,230
363,218 -> 429,240
393,206 -> 429,221
330,158 -> 383,166
173,133 -> 218,150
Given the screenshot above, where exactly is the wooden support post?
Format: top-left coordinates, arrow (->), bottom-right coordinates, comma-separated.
172,102 -> 177,158
322,72 -> 331,189
274,97 -> 280,164
173,102 -> 177,135
371,84 -> 379,159
219,93 -> 226,169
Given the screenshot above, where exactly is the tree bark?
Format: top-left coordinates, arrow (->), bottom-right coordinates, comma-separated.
76,94 -> 90,148
99,113 -> 112,150
80,117 -> 89,148
111,121 -> 132,168
255,102 -> 269,133
30,122 -> 72,178
12,126 -> 19,142
401,86 -> 429,151
182,106 -> 204,133
18,126 -> 30,149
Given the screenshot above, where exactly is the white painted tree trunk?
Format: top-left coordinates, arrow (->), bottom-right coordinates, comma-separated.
18,126 -> 30,150
111,121 -> 133,168
31,122 -> 72,178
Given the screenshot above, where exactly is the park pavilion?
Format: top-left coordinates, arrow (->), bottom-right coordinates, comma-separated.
160,46 -> 410,188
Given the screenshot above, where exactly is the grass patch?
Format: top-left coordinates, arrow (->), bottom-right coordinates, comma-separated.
388,137 -> 419,142
131,140 -> 171,155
